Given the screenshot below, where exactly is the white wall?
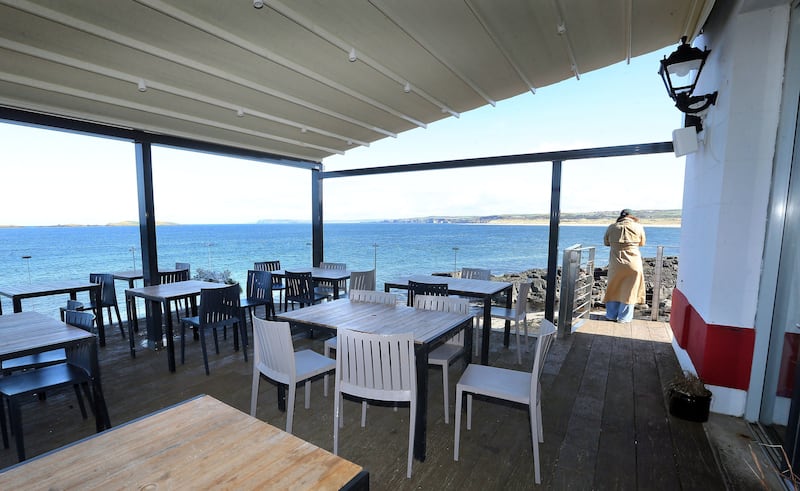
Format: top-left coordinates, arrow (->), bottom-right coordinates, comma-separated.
677,2 -> 790,329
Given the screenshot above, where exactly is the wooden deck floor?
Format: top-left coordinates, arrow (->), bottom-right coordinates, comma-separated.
0,312 -> 736,489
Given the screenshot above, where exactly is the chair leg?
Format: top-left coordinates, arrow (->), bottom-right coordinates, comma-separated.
286,384 -> 296,434
239,322 -> 248,362
442,364 -> 450,424
200,329 -> 211,376
113,304 -> 125,339
361,401 -> 367,427
407,399 -> 416,478
515,319 -> 522,364
454,386 -> 463,461
250,370 -> 260,417
9,398 -> 25,461
333,386 -> 341,454
0,396 -> 8,449
530,404 -> 541,484
72,384 -> 88,419
466,393 -> 473,430
180,322 -> 187,365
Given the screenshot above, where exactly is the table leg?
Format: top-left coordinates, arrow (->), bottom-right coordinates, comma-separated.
12,297 -> 22,313
126,293 -> 137,358
481,298 -> 491,365
91,286 -> 106,347
165,302 -> 176,372
462,319 -> 473,366
503,285 -> 512,347
413,344 -> 429,462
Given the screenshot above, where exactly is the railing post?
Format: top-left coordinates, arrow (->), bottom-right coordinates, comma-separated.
651,245 -> 664,321
558,245 -> 580,337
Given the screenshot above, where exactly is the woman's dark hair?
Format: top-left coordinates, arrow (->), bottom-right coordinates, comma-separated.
617,208 -> 638,222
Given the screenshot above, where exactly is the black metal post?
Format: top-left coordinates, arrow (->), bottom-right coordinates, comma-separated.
311,168 -> 324,267
134,140 -> 162,346
545,160 -> 562,326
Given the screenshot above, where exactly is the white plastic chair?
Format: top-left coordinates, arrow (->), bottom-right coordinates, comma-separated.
324,289 -> 398,394
249,318 -> 335,434
454,319 -> 557,484
333,328 -> 417,478
460,267 -> 491,280
490,282 -> 533,364
414,294 -> 471,424
349,269 -> 376,291
459,268 -> 491,354
317,261 -> 347,299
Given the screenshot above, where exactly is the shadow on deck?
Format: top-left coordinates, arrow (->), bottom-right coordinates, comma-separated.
0,311 -> 776,489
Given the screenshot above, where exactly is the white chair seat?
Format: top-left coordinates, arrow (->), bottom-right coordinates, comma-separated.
454,320 -> 557,485
457,364 -> 532,404
489,282 -> 533,364
250,318 -> 335,434
294,350 -> 337,385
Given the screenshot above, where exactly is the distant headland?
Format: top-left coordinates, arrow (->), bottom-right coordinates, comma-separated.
378,210 -> 681,227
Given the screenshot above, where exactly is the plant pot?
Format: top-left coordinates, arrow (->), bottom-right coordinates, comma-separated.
668,388 -> 711,422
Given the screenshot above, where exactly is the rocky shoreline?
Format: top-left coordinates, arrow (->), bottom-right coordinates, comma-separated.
492,256 -> 678,319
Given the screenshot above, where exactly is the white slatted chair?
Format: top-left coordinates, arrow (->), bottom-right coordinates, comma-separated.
460,267 -> 491,280
323,289 -> 398,394
333,328 -> 417,478
454,319 -> 557,484
490,282 -> 533,364
316,261 -> 347,299
250,318 -> 335,434
459,268 -> 491,355
348,269 -> 376,291
414,294 -> 471,424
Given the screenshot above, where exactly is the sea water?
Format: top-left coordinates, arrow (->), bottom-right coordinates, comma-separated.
0,223 -> 679,318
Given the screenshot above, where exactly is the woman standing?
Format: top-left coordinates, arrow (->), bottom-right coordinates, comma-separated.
603,209 -> 646,323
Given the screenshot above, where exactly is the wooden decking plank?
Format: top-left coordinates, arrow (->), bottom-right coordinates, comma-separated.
554,329 -> 613,485
632,325 -> 682,489
651,334 -> 726,490
594,323 -> 637,489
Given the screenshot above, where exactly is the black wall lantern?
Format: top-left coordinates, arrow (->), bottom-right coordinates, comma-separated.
659,36 -> 718,123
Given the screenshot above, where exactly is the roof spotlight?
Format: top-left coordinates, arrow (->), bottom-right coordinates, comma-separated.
253,0 -> 264,9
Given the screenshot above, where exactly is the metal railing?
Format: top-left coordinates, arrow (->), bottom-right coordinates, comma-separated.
558,244 -> 595,335
558,244 -> 677,335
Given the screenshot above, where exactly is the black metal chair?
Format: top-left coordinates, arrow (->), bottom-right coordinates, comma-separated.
254,260 -> 285,311
0,310 -> 96,462
240,270 -> 276,324
161,267 -> 191,318
407,280 -> 449,307
179,283 -> 244,376
285,271 -> 328,311
61,274 -> 124,339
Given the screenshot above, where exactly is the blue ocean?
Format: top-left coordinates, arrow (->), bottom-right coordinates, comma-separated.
0,223 -> 679,318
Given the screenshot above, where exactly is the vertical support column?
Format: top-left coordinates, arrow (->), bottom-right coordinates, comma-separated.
134,140 -> 162,347
545,160 -> 562,330
311,168 -> 324,267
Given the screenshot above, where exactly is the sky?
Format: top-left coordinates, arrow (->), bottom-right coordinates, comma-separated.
1,46 -> 686,226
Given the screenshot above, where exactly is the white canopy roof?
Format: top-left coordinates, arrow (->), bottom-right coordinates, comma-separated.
0,0 -> 713,163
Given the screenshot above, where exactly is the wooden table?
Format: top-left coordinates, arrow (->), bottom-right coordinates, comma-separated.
271,268 -> 351,300
384,274 -> 513,365
278,298 -> 473,462
0,311 -> 110,432
125,280 -> 231,372
0,395 -> 368,490
0,280 -> 108,346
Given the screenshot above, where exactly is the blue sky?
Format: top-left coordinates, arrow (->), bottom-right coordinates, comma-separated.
1,46 -> 685,226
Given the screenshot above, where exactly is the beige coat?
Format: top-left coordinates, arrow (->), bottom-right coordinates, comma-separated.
603,218 -> 646,305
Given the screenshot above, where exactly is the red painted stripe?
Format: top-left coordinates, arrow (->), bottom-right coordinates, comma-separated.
669,288 -> 755,390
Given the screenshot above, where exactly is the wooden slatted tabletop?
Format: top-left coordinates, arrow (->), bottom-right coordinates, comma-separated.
0,395 -> 367,490
277,298 -> 472,345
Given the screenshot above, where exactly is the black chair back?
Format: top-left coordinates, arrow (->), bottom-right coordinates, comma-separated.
407,280 -> 448,307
